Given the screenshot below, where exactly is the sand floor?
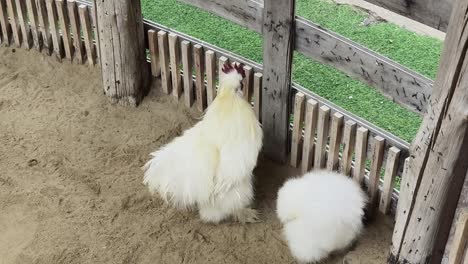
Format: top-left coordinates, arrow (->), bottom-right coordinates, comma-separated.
0,47 -> 393,264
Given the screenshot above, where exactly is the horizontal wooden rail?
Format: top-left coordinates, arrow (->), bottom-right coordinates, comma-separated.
178,0 -> 434,114
362,0 -> 453,32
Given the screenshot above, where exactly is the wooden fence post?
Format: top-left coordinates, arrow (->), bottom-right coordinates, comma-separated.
94,0 -> 149,106
389,0 -> 468,262
261,0 -> 295,163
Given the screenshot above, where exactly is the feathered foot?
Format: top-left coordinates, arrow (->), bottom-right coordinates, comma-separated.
233,208 -> 260,224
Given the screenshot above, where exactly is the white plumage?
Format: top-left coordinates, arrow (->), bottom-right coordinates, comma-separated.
143,64 -> 263,224
276,170 -> 367,263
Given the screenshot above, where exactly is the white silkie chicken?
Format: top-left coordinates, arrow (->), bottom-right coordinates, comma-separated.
143,62 -> 263,224
276,170 -> 367,263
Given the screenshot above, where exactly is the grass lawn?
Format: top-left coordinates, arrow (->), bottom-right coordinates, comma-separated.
140,0 -> 443,142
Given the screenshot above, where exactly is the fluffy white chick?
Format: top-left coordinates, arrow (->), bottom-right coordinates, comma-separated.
143,62 -> 263,224
276,170 -> 367,263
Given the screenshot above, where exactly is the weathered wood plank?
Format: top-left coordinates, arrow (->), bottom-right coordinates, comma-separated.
178,0 -> 263,33
253,72 -> 262,122
169,33 -> 182,99
301,99 -> 318,174
78,5 -> 94,65
290,92 -> 305,168
261,0 -> 295,162
0,0 -> 10,46
68,0 -> 83,64
362,0 -> 453,32
242,65 -> 253,102
314,105 -> 330,169
193,44 -> 205,111
326,113 -> 344,171
157,31 -> 171,94
181,40 -> 194,108
56,0 -> 72,59
6,0 -> 20,47
205,50 -> 216,105
340,120 -> 356,176
295,17 -> 432,114
353,127 -> 368,185
15,0 -> 32,49
37,0 -> 52,54
390,0 -> 468,262
26,0 -> 41,50
178,0 -> 434,114
367,136 -> 385,218
148,29 -> 160,77
380,146 -> 401,215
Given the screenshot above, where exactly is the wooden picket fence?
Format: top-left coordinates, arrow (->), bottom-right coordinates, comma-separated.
0,0 -> 413,217
0,0 -> 98,65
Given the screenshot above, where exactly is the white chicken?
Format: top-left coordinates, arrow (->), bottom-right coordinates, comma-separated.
276,170 -> 367,263
143,62 -> 263,224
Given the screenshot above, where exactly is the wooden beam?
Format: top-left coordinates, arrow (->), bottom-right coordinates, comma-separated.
389,0 -> 468,262
290,92 -> 305,168
301,99 -> 318,174
94,0 -> 149,106
177,0 -> 433,114
362,0 -> 453,32
68,0 -> 84,64
261,0 -> 295,163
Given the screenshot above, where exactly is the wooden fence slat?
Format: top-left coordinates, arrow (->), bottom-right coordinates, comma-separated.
290,92 -> 306,168
6,0 -> 20,47
243,65 -> 253,102
301,99 -> 318,174
205,50 -> 216,105
37,0 -> 52,54
193,44 -> 205,111
367,136 -> 385,218
326,112 -> 344,171
340,120 -> 356,176
56,0 -> 72,59
67,0 -> 83,64
314,105 -> 330,169
78,4 -> 94,65
169,33 -> 182,99
253,72 -> 262,122
181,40 -> 193,108
47,0 -> 64,60
148,29 -> 160,77
157,31 -> 171,94
353,127 -> 369,184
0,0 -> 10,46
379,146 -> 401,215
26,0 -> 40,50
90,3 -> 99,62
218,55 -> 228,80
14,0 -> 31,49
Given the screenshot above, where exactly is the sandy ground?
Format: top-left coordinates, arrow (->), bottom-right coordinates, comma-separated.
0,47 -> 393,264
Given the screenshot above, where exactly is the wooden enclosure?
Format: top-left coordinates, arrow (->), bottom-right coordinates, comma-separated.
0,0 -> 466,263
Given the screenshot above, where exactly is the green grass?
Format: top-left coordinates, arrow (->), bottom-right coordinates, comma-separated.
141,0 -> 443,142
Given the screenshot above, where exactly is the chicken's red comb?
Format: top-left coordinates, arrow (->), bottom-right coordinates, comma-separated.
222,62 -> 245,78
